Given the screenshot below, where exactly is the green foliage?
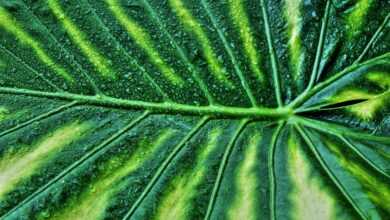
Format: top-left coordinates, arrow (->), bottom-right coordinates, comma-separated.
0,0 -> 389,219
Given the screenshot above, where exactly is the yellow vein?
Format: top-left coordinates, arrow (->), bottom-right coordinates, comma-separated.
22,3 -> 101,95
0,45 -> 61,91
306,0 -> 331,90
0,111 -> 150,219
169,0 -> 234,87
139,0 -> 215,104
204,119 -> 250,220
260,0 -> 283,106
0,87 -> 293,119
0,7 -> 74,83
122,116 -> 210,219
0,101 -> 78,138
228,0 -> 265,82
200,0 -> 259,107
47,0 -> 115,79
84,0 -> 171,101
106,0 -> 184,86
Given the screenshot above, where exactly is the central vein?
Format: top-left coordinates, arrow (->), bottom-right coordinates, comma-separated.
0,87 -> 292,119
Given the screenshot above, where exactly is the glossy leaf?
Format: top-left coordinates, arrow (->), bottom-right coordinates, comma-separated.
0,0 -> 389,219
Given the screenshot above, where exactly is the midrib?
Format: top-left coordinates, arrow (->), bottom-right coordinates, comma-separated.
0,87 -> 292,119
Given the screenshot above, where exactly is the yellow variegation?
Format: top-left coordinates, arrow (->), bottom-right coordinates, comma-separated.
0,0 -> 388,219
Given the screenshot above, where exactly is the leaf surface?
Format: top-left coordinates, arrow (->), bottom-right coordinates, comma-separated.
0,0 -> 389,219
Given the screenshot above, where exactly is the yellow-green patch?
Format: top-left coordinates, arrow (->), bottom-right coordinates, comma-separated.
227,133 -> 261,220
47,0 -> 115,79
331,89 -> 374,103
154,127 -> 222,220
366,72 -> 390,89
331,89 -> 388,120
284,0 -> 303,79
347,95 -> 388,121
0,8 -> 74,82
169,0 -> 233,87
347,0 -> 373,38
326,140 -> 390,211
47,129 -> 176,220
106,0 -> 184,86
288,136 -> 336,220
228,0 -> 264,82
0,107 -> 9,121
0,121 -> 91,198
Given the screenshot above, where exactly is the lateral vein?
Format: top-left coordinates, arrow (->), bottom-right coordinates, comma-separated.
0,101 -> 79,138
295,125 -> 368,220
0,111 -> 150,219
122,116 -> 210,219
201,0 -> 259,107
204,119 -> 250,219
260,0 -> 283,106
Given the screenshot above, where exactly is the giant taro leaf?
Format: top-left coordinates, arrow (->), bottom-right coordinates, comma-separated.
0,0 -> 389,219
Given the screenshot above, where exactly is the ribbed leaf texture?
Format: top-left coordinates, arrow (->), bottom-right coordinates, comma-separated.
0,0 -> 389,219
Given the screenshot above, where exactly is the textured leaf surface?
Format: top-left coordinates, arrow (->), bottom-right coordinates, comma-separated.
0,0 -> 389,219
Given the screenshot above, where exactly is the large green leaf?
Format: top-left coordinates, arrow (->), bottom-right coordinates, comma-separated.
0,0 -> 389,219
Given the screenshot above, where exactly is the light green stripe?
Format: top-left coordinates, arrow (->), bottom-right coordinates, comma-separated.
229,0 -> 264,82
284,0 -> 303,79
330,89 -> 388,121
47,129 -> 175,220
0,7 -> 74,82
106,0 -> 184,86
347,0 -> 373,39
154,127 -> 222,220
288,135 -> 336,220
0,121 -> 91,199
0,107 -> 8,121
366,71 -> 390,89
228,133 -> 260,220
326,140 -> 390,212
47,0 -> 115,79
169,0 -> 233,87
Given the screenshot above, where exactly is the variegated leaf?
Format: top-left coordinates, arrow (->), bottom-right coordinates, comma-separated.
0,0 -> 389,219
